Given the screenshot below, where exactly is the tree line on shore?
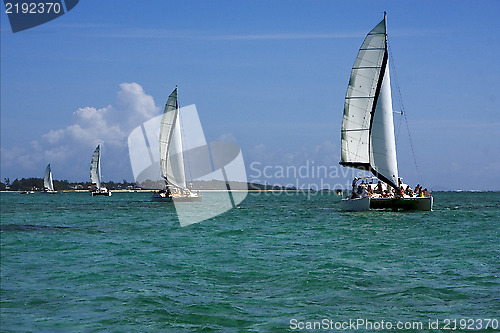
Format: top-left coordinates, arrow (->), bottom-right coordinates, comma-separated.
1,178 -> 300,192
1,178 -> 137,192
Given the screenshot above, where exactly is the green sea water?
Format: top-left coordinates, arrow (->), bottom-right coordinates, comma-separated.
1,191 -> 499,332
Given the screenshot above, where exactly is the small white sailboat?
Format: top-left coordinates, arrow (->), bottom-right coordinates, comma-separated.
42,164 -> 57,194
90,144 -> 112,196
152,87 -> 201,202
339,13 -> 433,211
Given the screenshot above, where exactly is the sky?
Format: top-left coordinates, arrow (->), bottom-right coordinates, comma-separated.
1,0 -> 499,191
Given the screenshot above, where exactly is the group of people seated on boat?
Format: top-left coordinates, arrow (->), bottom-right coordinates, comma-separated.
349,178 -> 429,199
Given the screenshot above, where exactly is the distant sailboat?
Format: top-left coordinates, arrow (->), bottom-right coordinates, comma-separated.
152,87 -> 201,202
90,144 -> 112,196
339,13 -> 433,211
42,164 -> 57,194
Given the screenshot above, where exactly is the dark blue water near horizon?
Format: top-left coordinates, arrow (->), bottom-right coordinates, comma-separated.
1,191 -> 499,332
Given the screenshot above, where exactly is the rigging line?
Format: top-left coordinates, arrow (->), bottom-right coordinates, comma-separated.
404,112 -> 423,185
395,108 -> 403,147
388,40 -> 423,185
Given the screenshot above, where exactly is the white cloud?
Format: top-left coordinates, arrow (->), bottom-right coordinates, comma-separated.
116,82 -> 159,128
216,132 -> 237,143
1,82 -> 161,182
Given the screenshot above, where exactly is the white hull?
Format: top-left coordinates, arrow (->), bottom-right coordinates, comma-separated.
172,193 -> 202,202
340,196 -> 370,211
151,191 -> 202,202
91,189 -> 112,196
341,195 -> 433,211
41,190 -> 58,194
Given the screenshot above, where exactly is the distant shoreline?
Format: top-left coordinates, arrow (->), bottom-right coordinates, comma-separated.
2,190 -> 498,194
0,189 -> 319,193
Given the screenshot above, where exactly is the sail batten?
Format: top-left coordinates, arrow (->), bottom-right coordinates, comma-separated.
342,129 -> 369,132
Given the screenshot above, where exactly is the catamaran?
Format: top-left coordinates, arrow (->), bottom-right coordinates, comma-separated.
42,164 -> 57,194
90,144 -> 112,196
152,87 -> 201,202
339,13 -> 433,211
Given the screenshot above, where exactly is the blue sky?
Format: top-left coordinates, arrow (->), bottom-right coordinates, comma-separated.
1,0 -> 499,190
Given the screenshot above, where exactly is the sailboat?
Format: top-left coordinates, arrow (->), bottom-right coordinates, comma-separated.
90,144 -> 112,196
152,87 -> 201,202
339,13 -> 433,211
42,164 -> 57,194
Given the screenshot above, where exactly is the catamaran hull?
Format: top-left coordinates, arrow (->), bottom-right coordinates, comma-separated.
91,191 -> 112,197
173,195 -> 202,202
340,197 -> 370,211
341,196 -> 433,211
370,196 -> 433,211
151,194 -> 202,202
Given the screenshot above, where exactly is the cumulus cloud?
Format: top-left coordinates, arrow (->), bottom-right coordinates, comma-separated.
216,132 -> 237,143
116,82 -> 159,128
2,83 -> 161,182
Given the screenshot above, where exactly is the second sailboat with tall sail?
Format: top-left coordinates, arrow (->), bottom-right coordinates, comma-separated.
152,87 -> 201,202
90,144 -> 112,196
42,164 -> 57,194
339,13 -> 432,211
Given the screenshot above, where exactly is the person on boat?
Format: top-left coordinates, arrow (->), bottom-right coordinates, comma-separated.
422,188 -> 429,196
404,185 -> 411,196
358,185 -> 369,198
367,186 -> 373,197
375,181 -> 383,194
349,186 -> 360,199
415,185 -> 422,197
350,178 -> 359,198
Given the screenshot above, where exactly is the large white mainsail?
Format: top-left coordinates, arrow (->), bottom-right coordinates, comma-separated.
340,13 -> 399,189
159,87 -> 187,189
90,144 -> 102,190
44,164 -> 54,192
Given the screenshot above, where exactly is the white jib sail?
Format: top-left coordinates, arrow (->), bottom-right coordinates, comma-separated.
169,112 -> 186,188
370,63 -> 399,188
159,88 -> 186,189
44,164 -> 54,191
90,145 -> 101,190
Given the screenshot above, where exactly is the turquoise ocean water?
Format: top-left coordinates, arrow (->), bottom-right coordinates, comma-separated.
1,191 -> 499,332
